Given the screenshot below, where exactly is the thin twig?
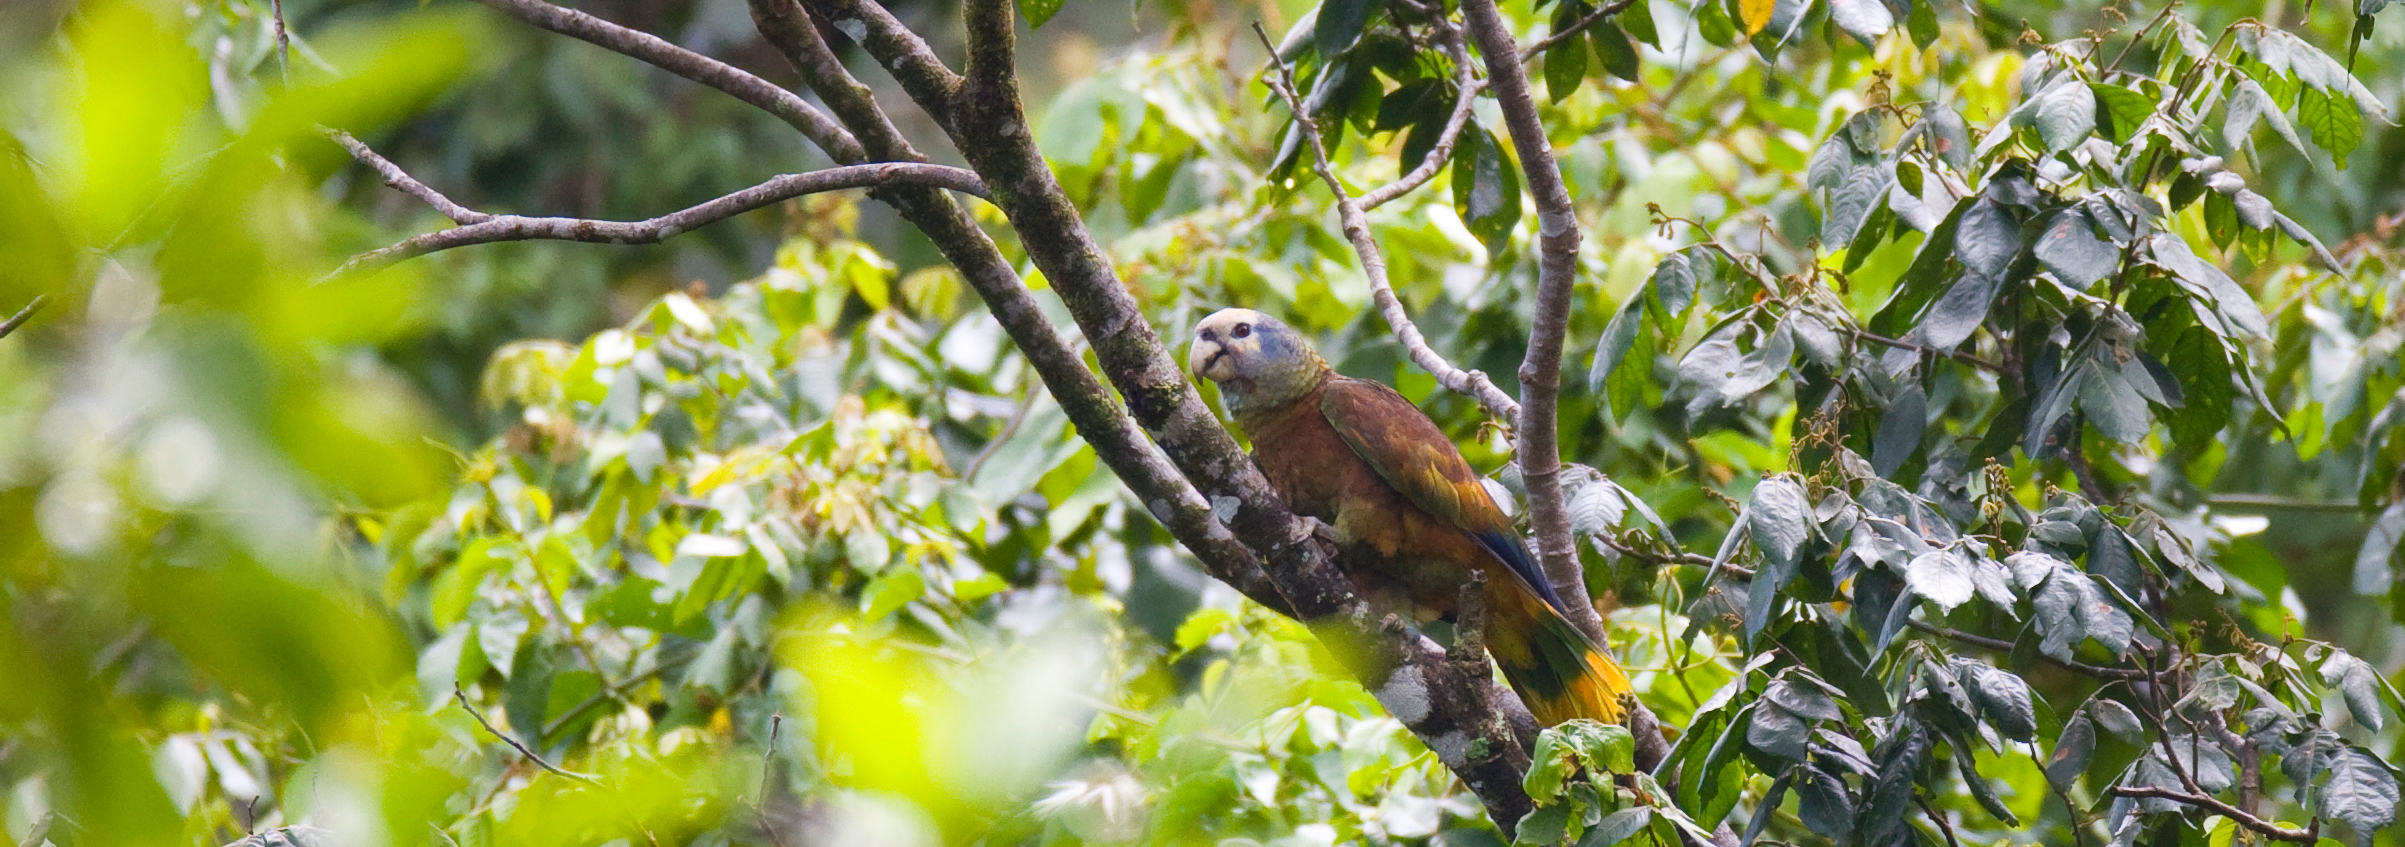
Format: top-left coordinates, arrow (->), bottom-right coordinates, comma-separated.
1359,24 -> 1484,210
2106,786 -> 2315,842
325,129 -> 489,225
336,161 -> 989,275
1915,797 -> 1965,847
454,684 -> 600,784
1516,0 -> 1639,61
472,0 -> 860,157
756,714 -> 791,847
269,0 -> 292,84
0,295 -> 46,340
1250,22 -> 1522,422
1907,620 -> 2147,680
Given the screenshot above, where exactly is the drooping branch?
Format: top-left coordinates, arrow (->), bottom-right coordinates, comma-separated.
1252,25 -> 1521,422
334,159 -> 990,274
0,294 -> 46,341
1515,0 -> 1639,60
1359,16 -> 1483,210
2106,787 -> 2316,843
469,0 -> 864,161
1457,0 -> 1597,646
325,129 -> 488,225
794,0 -> 1544,827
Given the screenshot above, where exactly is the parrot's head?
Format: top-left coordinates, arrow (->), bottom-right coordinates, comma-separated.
1188,308 -> 1327,413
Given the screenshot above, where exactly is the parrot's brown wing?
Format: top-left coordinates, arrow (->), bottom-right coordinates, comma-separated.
1317,377 -> 1569,612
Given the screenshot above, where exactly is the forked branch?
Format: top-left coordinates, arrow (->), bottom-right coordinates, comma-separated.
1251,23 -> 1522,422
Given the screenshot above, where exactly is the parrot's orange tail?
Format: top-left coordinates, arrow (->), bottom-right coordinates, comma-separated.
1480,572 -> 1633,727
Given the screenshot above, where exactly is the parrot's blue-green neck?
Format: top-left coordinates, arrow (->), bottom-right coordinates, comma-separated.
1221,347 -> 1330,419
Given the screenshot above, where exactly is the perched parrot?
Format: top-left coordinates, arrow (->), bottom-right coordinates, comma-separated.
1187,307 -> 1632,726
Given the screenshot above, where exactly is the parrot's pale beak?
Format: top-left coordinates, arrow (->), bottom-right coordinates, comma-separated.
1189,339 -> 1229,382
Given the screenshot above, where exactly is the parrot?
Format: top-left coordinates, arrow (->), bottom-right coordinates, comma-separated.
1186,307 -> 1632,726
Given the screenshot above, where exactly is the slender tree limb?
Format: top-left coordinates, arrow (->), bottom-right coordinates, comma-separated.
470,0 -> 864,161
1359,20 -> 1485,210
798,0 -> 1542,828
750,0 -> 1300,614
324,129 -> 488,225
335,161 -> 990,274
1457,0 -> 1597,645
1252,23 -> 1521,422
2106,787 -> 2315,842
454,684 -> 598,784
1516,0 -> 1639,61
0,295 -> 46,341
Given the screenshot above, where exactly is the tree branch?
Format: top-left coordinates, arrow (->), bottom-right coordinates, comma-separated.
335,160 -> 990,274
1906,620 -> 2147,680
324,129 -> 487,225
741,0 -> 1293,614
2106,787 -> 2316,842
1457,0 -> 1597,645
797,0 -> 1543,828
1358,18 -> 1484,210
470,0 -> 864,161
0,294 -> 46,341
455,684 -> 597,784
1251,22 -> 1521,422
1516,0 -> 1639,61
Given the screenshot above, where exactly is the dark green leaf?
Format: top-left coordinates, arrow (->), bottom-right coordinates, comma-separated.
1857,720 -> 1928,846
1620,0 -> 1661,47
1453,125 -> 1523,256
1953,197 -> 2021,279
1905,0 -> 1938,48
2089,82 -> 2153,143
1695,0 -> 1739,46
1952,734 -> 2022,825
1795,765 -> 1854,838
1315,0 -> 1377,57
2046,715 -> 2096,787
1545,36 -> 1589,102
2322,748 -> 2401,836
1920,270 -> 2003,351
1590,21 -> 1642,82
2357,502 -> 2405,596
1874,384 -> 1927,476
1518,803 -> 1571,845
2323,650 -> 2388,731
2035,209 -> 2120,289
1823,164 -> 1889,248
1581,809 -> 1651,847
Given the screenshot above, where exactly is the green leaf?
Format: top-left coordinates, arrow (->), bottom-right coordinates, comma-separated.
1828,0 -> 1893,44
1858,720 -> 1929,845
2299,86 -> 2365,163
1919,269 -> 2003,352
2322,650 -> 2388,731
1748,477 -> 1813,570
2321,748 -> 2401,836
2357,502 -> 2405,595
1015,0 -> 1066,27
1452,125 -> 1523,257
1619,0 -> 1660,47
1873,383 -> 1927,475
1590,21 -> 1641,82
860,567 -> 926,621
1583,809 -> 1653,846
1545,22 -> 1590,102
1694,0 -> 1739,47
1794,765 -> 1854,838
1518,803 -> 1571,845
2033,80 -> 2097,152
1314,0 -> 1377,57
1822,164 -> 1889,248
1905,0 -> 1938,48
2088,82 -> 2152,143
2035,209 -> 2119,289
2045,715 -> 2095,787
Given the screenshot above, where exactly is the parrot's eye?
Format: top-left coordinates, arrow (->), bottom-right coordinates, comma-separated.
1200,329 -> 1216,341
1232,323 -> 1252,339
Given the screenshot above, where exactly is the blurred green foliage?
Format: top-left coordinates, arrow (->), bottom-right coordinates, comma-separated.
5,0 -> 2405,844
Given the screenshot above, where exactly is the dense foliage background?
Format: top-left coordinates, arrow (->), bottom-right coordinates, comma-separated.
5,0 -> 2405,843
